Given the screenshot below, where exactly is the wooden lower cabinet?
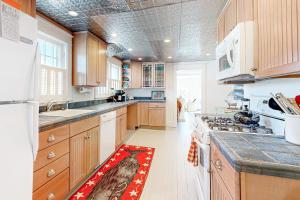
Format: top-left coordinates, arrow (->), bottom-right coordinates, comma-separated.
211,164 -> 233,200
115,113 -> 127,149
70,126 -> 99,189
148,107 -> 165,127
139,103 -> 149,125
33,169 -> 69,200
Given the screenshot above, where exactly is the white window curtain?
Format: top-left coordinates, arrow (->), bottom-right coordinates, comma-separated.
95,59 -> 122,99
38,33 -> 68,102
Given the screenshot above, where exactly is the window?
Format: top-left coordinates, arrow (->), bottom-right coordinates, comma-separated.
38,33 -> 68,102
95,60 -> 122,98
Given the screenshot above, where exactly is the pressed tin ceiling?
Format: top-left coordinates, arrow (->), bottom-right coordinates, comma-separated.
36,0 -> 226,62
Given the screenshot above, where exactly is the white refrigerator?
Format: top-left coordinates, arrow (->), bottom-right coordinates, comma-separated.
0,3 -> 39,200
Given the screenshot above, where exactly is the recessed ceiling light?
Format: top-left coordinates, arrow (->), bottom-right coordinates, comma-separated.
164,39 -> 171,43
168,56 -> 172,59
111,33 -> 117,37
206,53 -> 211,56
68,11 -> 78,17
138,58 -> 142,61
128,48 -> 133,51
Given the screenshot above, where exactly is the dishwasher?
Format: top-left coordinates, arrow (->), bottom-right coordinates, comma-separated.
99,111 -> 116,164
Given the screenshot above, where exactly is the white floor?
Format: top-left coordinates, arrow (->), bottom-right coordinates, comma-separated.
126,116 -> 200,200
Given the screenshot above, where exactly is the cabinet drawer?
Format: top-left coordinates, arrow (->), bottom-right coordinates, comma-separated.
148,103 -> 165,108
39,125 -> 69,150
70,116 -> 99,137
33,168 -> 69,200
34,139 -> 69,171
116,107 -> 127,117
211,142 -> 240,199
33,154 -> 69,191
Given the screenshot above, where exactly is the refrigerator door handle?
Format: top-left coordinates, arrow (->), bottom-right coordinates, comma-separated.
27,101 -> 39,160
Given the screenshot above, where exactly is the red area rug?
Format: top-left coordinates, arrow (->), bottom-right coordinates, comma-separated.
69,144 -> 155,200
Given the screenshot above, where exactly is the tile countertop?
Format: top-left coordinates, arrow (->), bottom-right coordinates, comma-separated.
39,99 -> 166,132
210,132 -> 300,180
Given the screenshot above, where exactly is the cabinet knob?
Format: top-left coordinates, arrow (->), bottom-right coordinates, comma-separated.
47,169 -> 56,177
47,193 -> 55,200
47,151 -> 56,159
251,67 -> 258,72
215,159 -> 223,170
47,135 -> 55,142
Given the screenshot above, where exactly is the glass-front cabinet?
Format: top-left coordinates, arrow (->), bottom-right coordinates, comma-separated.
142,64 -> 153,88
142,63 -> 165,88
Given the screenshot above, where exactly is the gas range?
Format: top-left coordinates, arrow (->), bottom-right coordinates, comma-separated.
201,115 -> 273,135
193,114 -> 273,145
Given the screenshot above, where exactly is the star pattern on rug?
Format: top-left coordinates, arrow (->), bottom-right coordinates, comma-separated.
129,190 -> 138,197
74,192 -> 84,199
134,179 -> 142,185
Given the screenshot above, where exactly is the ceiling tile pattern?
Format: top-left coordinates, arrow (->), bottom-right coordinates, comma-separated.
37,0 -> 226,62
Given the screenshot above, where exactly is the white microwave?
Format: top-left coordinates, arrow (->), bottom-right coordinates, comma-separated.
216,21 -> 254,80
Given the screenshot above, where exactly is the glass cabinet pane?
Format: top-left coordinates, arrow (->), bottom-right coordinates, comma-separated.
154,64 -> 165,88
142,64 -> 153,87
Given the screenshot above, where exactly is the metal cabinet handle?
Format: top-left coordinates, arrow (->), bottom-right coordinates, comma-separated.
215,159 -> 223,171
47,135 -> 55,142
47,193 -> 55,200
47,169 -> 56,177
47,152 -> 56,159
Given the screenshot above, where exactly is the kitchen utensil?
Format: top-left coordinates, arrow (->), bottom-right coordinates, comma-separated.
295,95 -> 300,108
268,98 -> 284,112
285,114 -> 300,145
276,93 -> 300,115
234,111 -> 260,125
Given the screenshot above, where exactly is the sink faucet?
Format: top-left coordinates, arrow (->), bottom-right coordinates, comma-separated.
46,100 -> 70,112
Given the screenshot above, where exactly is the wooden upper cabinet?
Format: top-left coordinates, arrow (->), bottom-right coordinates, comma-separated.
224,0 -> 237,36
73,32 -> 107,87
131,61 -> 142,88
97,39 -> 107,86
217,14 -> 226,44
255,0 -> 300,77
237,0 -> 254,23
12,0 -> 36,17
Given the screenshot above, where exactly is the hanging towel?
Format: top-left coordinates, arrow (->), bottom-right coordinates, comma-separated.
187,136 -> 199,167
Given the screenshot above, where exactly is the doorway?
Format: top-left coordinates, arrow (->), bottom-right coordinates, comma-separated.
176,68 -> 202,122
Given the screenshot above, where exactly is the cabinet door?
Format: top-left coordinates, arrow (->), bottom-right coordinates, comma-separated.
154,64 -> 165,88
86,127 -> 99,174
14,0 -> 36,17
139,103 -> 149,125
121,114 -> 127,141
87,34 -> 99,86
148,108 -> 165,127
97,39 -> 107,86
142,64 -> 153,88
131,62 -> 142,88
70,132 -> 87,189
255,0 -> 300,77
211,164 -> 233,200
217,14 -> 226,44
115,116 -> 122,149
224,0 -> 237,36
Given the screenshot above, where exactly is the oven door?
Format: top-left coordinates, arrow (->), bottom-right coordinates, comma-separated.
194,138 -> 211,200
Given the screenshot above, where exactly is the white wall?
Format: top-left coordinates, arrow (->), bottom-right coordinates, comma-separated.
37,16 -> 95,103
244,78 -> 300,135
174,61 -> 232,114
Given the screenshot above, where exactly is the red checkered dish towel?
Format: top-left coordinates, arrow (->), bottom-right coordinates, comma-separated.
187,135 -> 199,166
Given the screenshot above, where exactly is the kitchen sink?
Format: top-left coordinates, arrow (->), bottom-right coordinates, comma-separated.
40,109 -> 95,118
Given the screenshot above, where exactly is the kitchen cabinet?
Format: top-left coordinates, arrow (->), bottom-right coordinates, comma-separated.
73,32 -> 107,86
8,0 -> 36,17
217,14 -> 226,43
254,0 -> 300,77
211,141 -> 300,200
130,61 -> 142,88
70,125 -> 99,189
142,63 -> 165,88
148,103 -> 166,127
115,107 -> 127,149
211,164 -> 233,200
127,103 -> 140,130
139,103 -> 149,125
224,0 -> 237,36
